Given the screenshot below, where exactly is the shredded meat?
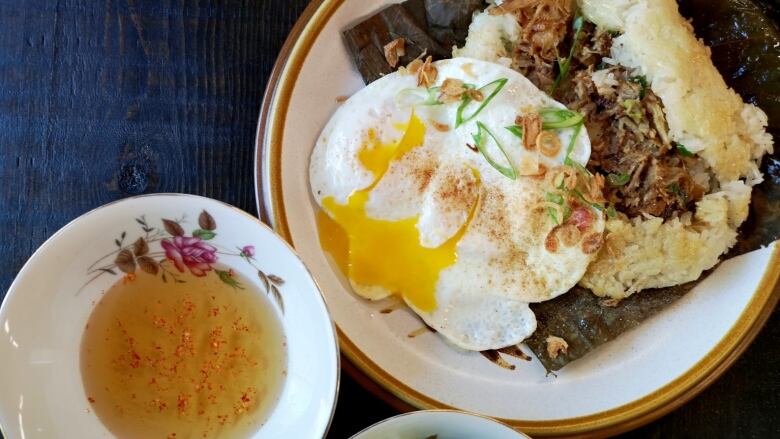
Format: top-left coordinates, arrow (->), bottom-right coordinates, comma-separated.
559,24 -> 710,219
499,13 -> 713,220
572,22 -> 613,73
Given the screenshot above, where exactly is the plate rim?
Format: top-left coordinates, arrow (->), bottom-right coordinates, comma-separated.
0,193 -> 341,439
253,0 -> 780,436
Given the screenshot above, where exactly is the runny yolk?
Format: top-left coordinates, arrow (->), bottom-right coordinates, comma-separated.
316,113 -> 472,312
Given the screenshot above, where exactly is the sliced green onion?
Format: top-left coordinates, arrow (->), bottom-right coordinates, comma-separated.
539,108 -> 584,129
547,207 -> 560,225
572,189 -> 605,211
424,87 -> 442,105
628,75 -> 648,99
621,99 -> 643,122
564,156 -> 592,178
607,173 -> 630,186
550,15 -> 585,95
562,122 -> 584,166
396,86 -> 442,107
606,204 -> 617,218
472,121 -> 516,180
545,192 -> 564,205
456,78 -> 508,128
667,182 -> 687,204
676,144 -> 695,157
590,202 -> 605,212
562,205 -> 572,222
505,125 -> 523,139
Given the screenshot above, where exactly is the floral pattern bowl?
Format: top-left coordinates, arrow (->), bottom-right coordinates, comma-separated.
0,194 -> 339,438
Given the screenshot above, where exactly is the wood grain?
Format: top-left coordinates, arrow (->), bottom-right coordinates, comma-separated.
0,1 -> 776,438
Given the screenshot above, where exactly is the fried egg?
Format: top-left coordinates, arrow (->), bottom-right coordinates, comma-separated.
310,58 -> 604,351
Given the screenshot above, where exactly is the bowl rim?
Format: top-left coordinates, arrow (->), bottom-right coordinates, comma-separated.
253,0 -> 780,436
348,409 -> 529,439
0,192 -> 341,439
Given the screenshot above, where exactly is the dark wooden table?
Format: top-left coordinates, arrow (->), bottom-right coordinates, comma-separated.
0,1 -> 777,437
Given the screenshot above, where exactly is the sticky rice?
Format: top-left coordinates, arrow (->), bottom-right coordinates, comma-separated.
577,0 -> 771,298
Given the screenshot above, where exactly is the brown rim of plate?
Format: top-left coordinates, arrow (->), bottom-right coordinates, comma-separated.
253,0 -> 780,436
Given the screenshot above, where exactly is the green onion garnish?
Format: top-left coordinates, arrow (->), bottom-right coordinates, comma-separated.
565,157 -> 592,178
676,144 -> 694,157
607,173 -> 630,186
563,205 -> 572,222
546,207 -> 560,225
472,121 -> 516,180
545,192 -> 564,205
505,125 -> 523,139
396,86 -> 443,107
456,78 -> 508,128
606,204 -> 617,218
575,161 -> 592,176
572,189 -> 605,211
562,122 -> 584,166
550,15 -> 585,95
667,182 -> 687,204
621,99 -> 643,122
424,87 -> 443,105
539,108 -> 584,129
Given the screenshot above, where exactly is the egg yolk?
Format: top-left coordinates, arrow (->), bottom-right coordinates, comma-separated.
317,113 -> 472,312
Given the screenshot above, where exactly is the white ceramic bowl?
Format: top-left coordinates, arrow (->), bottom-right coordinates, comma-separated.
351,410 -> 529,439
0,194 -> 339,438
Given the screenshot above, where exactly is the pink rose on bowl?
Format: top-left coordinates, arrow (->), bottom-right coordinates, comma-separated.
241,245 -> 255,258
161,236 -> 218,277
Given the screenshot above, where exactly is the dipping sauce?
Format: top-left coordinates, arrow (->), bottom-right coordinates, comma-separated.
81,268 -> 286,439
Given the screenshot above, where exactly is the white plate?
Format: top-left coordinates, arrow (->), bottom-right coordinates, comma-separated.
0,194 -> 339,438
256,0 -> 780,435
351,410 -> 529,439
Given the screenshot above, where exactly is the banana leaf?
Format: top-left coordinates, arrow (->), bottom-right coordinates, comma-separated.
343,0 -> 483,83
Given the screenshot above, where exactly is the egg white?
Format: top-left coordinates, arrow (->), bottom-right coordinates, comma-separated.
310,58 -> 604,351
